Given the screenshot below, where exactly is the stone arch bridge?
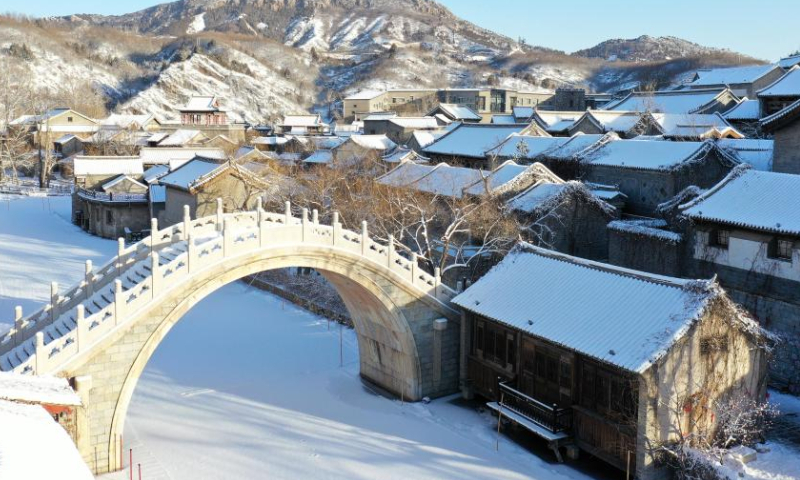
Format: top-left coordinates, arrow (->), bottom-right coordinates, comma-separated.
0,200 -> 461,473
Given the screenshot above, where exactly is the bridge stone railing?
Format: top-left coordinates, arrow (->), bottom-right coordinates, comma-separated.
0,199 -> 456,376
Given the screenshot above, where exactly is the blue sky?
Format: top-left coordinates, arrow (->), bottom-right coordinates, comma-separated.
2,0 -> 796,61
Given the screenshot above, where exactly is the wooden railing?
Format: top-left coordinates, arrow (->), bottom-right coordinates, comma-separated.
499,381 -> 572,434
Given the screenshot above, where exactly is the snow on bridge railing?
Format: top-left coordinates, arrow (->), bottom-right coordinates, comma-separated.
0,198 -> 456,375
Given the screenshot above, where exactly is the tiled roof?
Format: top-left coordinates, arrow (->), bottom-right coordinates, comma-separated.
602,88 -> 734,114
691,64 -> 779,86
758,66 -> 800,97
680,166 -> 800,236
723,99 -> 761,120
453,243 -> 720,373
423,123 -> 529,159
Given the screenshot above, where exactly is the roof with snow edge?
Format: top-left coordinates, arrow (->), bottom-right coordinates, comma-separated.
432,104 -> 482,122
0,371 -> 81,405
388,117 -> 439,129
505,182 -> 571,213
576,110 -> 645,134
532,111 -> 580,132
376,160 -> 435,188
584,139 -> 731,171
381,148 -> 428,164
779,55 -> 800,69
158,129 -> 207,147
758,66 -> 800,97
690,64 -> 780,86
651,112 -> 741,139
411,130 -> 446,149
715,138 -> 774,171
159,157 -> 226,191
345,90 -> 384,100
491,114 -> 517,125
406,163 -> 488,198
723,99 -> 761,120
512,106 -> 535,121
73,156 -> 143,176
423,123 -> 530,159
453,243 -> 724,373
280,114 -> 324,127
489,134 -> 572,160
680,166 -> 800,236
462,161 -> 562,197
101,175 -> 147,192
760,98 -> 800,131
0,400 -> 94,480
303,150 -> 334,164
142,165 -> 170,184
346,134 -> 397,151
602,88 -> 736,114
138,147 -> 226,165
543,133 -> 612,160
180,95 -> 222,112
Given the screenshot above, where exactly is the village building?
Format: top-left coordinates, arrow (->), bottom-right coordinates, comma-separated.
408,129 -> 447,153
577,139 -> 738,215
325,134 -> 397,167
678,166 -> 800,393
569,111 -> 654,138
757,66 -> 800,117
423,123 -> 544,168
100,113 -> 162,132
453,243 -> 770,479
275,114 -> 329,135
377,161 -> 488,199
71,156 -> 150,240
722,98 -> 762,137
538,133 -> 616,179
380,147 -> 429,165
178,95 -> 228,127
779,54 -> 800,70
685,64 -> 786,99
362,115 -> 440,144
54,134 -> 84,158
151,129 -> 209,147
138,146 -> 227,169
506,181 -> 616,260
650,112 -> 743,140
158,156 -> 273,226
760,99 -> 800,174
9,108 -> 99,147
602,88 -> 740,115
530,110 -> 582,136
551,88 -> 587,111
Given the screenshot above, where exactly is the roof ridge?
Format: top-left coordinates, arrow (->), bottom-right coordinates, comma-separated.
678,163 -> 752,211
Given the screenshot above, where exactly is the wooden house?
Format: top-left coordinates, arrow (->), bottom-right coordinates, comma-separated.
178,95 -> 229,126
454,243 -> 770,479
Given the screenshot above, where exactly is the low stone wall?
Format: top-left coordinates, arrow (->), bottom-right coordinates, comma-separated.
607,220 -> 683,277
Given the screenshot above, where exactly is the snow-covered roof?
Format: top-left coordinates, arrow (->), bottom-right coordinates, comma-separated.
474,161 -> 564,198
489,134 -> 572,160
309,136 -> 347,150
723,99 -> 760,120
142,165 -> 170,184
252,136 -> 289,146
691,64 -> 779,86
433,104 -> 482,121
505,182 -> 570,213
779,55 -> 800,70
55,134 -> 78,144
303,150 -> 334,164
423,123 -> 530,159
651,112 -> 741,139
138,147 -> 226,165
0,371 -> 81,406
585,139 -> 721,171
362,112 -> 398,121
73,156 -> 143,177
411,130 -> 446,149
681,166 -> 800,236
758,66 -> 800,97
281,114 -> 323,127
180,95 -> 222,112
345,90 -> 384,100
453,243 -> 721,373
158,129 -> 206,147
512,106 -> 535,121
578,110 -> 644,133
0,400 -> 94,480
532,111 -> 579,133
388,117 -> 439,129
434,114 -> 452,125
159,157 -> 226,191
603,88 -> 734,114
760,98 -> 800,132
491,114 -> 517,125
544,133 -> 611,160
381,148 -> 428,164
376,161 -> 435,188
101,175 -> 147,192
347,134 -> 397,151
716,138 -> 774,171
406,163 -> 489,198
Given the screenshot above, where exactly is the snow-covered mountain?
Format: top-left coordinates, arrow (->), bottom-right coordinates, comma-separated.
0,1 -> 760,124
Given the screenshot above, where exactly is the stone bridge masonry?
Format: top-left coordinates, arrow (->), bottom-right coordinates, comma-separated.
0,200 -> 461,474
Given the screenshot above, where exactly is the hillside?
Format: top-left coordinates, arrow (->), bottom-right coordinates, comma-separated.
0,1 -> 763,124
573,35 -> 756,63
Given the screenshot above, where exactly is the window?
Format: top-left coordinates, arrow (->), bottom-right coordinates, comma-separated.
392,97 -> 398,104
710,229 -> 730,248
770,238 -> 794,261
474,321 -> 484,356
105,210 -> 113,225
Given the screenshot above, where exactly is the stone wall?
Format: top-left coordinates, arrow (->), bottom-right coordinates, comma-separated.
772,121 -> 800,174
608,225 -> 682,277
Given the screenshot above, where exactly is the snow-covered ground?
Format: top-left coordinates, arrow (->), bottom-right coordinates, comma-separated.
0,197 -> 595,480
